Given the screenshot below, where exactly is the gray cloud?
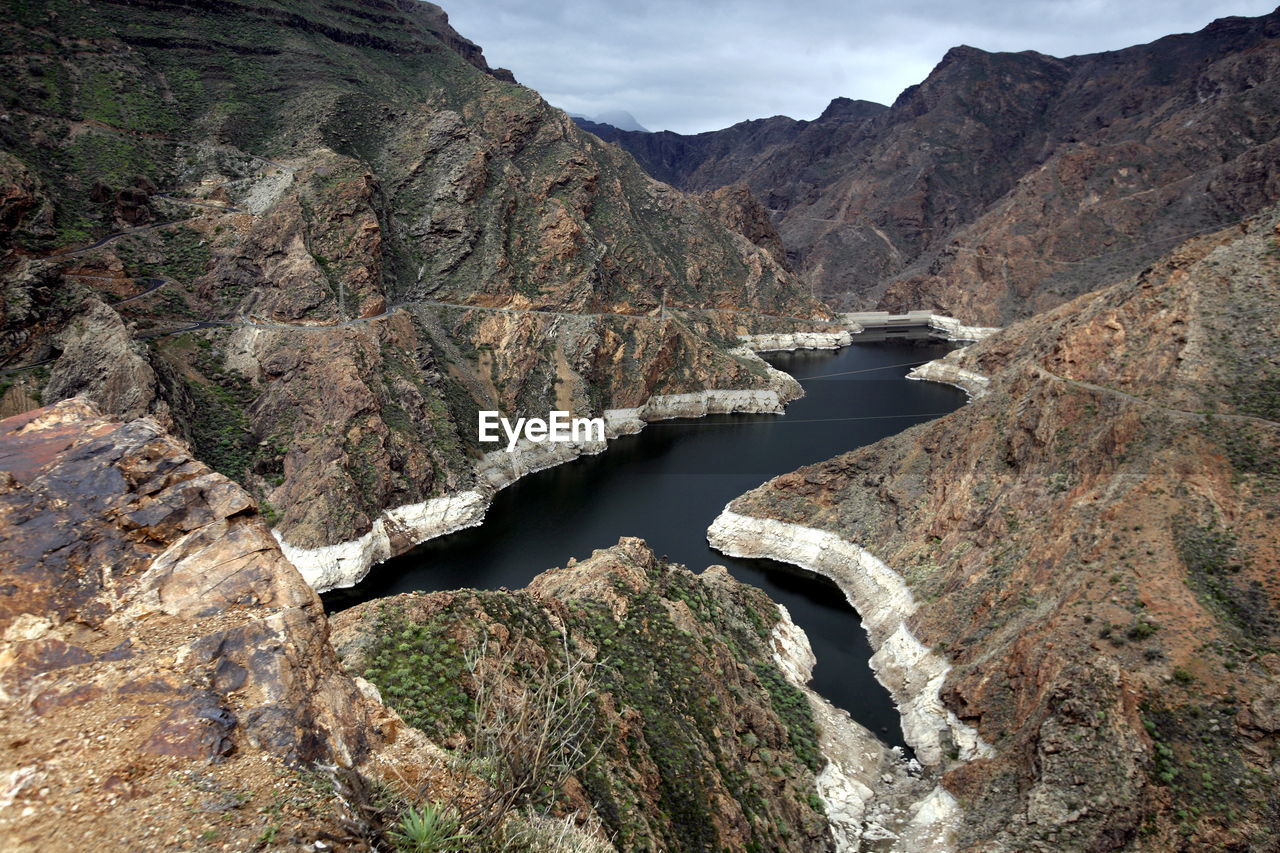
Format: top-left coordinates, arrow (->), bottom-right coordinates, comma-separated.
442,0 -> 1277,134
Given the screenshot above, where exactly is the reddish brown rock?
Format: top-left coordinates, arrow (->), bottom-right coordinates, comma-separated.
697,184 -> 791,270
0,400 -> 445,851
727,209 -> 1280,849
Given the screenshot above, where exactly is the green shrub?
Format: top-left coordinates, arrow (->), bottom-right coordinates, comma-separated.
1128,619 -> 1159,640
391,802 -> 471,853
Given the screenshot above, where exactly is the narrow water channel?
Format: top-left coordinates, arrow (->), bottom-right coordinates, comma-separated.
325,330 -> 964,750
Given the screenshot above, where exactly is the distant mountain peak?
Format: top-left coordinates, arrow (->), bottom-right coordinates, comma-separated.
816,97 -> 888,122
574,109 -> 649,132
590,5 -> 1280,324
939,43 -> 989,62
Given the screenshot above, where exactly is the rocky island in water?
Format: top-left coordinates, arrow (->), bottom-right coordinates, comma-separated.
1,1 -> 1277,851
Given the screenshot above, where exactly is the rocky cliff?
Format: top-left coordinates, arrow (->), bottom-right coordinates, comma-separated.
0,0 -> 833,567
0,399 -> 461,850
587,10 -> 1280,325
712,209 -> 1280,849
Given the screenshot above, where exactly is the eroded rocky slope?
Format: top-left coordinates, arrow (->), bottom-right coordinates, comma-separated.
331,537 -> 953,853
0,0 -> 831,567
586,10 -> 1280,324
713,210 -> 1280,849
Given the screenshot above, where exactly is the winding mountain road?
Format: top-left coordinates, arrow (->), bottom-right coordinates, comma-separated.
1032,364 -> 1278,428
49,219 -> 191,258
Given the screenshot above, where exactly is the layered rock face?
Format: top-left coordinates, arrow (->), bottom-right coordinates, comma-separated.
713,210 -> 1280,850
587,10 -> 1280,324
0,0 -> 831,562
0,399 -> 447,850
696,184 -> 792,269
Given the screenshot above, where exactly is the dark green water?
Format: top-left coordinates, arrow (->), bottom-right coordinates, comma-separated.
325,330 -> 964,749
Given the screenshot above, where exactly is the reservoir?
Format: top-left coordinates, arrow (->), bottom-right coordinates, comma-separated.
325,331 -> 965,750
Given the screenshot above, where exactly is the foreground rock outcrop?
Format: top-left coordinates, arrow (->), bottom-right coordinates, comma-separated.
712,210 -> 1280,849
332,537 -> 958,852
586,9 -> 1280,324
0,399 -> 448,849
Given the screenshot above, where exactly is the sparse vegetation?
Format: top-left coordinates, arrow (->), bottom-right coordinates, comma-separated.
259,500 -> 280,527
185,377 -> 256,481
360,605 -> 470,740
752,664 -> 822,772
352,558 -> 829,853
390,803 -> 472,853
1175,520 -> 1276,649
1140,702 -> 1270,840
1127,618 -> 1159,641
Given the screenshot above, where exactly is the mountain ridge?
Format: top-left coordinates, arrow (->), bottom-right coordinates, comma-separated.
583,8 -> 1280,324
0,0 -> 830,558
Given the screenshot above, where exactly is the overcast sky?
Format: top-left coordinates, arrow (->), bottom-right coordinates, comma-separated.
443,0 -> 1278,134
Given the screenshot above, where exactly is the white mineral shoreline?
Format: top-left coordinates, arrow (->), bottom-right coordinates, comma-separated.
708,510 -> 994,769
906,349 -> 991,399
738,329 -> 857,352
277,346 -> 808,592
770,603 -> 962,852
769,603 -> 886,852
703,330 -> 998,849
708,511 -> 996,851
